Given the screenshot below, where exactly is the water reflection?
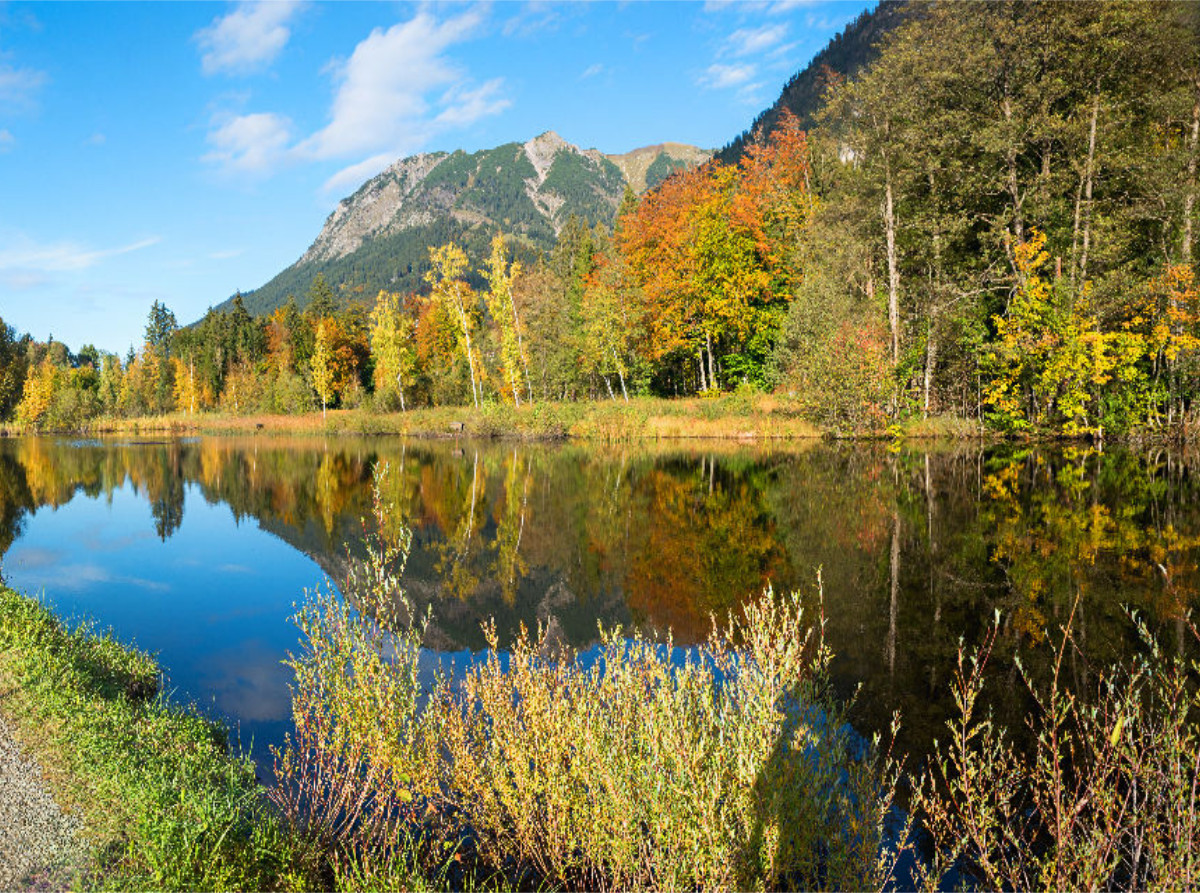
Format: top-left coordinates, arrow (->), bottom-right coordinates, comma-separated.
0,435 -> 1196,769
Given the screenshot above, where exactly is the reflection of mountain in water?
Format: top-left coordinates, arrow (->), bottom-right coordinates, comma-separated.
2,435 -> 1200,765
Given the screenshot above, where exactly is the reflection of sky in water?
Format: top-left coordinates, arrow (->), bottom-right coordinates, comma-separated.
4,482 -> 326,768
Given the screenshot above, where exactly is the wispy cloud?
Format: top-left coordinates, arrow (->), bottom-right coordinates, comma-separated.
298,9 -> 492,161
83,132 -> 106,147
0,128 -> 13,152
202,111 -> 293,174
434,78 -> 509,128
704,0 -> 818,12
320,152 -> 397,195
0,233 -> 161,285
580,63 -> 605,80
195,1 -> 304,76
699,63 -> 756,90
202,8 -> 509,189
0,58 -> 47,109
724,23 -> 788,57
501,2 -> 563,39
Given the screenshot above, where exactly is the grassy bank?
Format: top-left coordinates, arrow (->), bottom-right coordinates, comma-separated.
0,586 -> 310,891
2,394 -> 843,441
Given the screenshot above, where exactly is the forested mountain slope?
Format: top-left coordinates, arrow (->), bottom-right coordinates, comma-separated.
226,133 -> 708,316
715,0 -> 909,166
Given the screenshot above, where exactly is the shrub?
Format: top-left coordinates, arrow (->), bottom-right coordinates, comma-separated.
273,467 -> 904,890
912,605 -> 1200,891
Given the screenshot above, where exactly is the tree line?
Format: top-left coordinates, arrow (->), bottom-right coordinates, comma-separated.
1,1 -> 1197,435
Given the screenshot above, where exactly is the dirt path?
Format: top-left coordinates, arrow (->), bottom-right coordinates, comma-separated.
0,716 -> 85,890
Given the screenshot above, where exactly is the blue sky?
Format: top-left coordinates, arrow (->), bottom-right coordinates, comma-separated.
0,0 -> 872,355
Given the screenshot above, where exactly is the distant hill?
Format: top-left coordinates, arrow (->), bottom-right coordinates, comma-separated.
606,142 -> 713,194
714,0 -> 910,166
222,132 -> 709,317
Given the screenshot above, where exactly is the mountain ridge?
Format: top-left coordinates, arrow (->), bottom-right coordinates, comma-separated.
222,132 -> 709,317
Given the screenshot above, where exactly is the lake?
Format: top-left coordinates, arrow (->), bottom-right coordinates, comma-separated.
0,434 -> 1195,772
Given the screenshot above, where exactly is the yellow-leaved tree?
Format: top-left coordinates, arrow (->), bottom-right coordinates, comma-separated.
426,243 -> 481,408
985,230 -> 1145,436
481,235 -> 532,406
15,358 -> 60,429
368,291 -> 416,411
312,319 -> 335,419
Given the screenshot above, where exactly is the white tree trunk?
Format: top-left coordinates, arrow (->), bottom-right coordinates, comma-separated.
884,174 -> 901,366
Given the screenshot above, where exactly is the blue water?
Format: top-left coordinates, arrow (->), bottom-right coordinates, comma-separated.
4,480 -> 326,767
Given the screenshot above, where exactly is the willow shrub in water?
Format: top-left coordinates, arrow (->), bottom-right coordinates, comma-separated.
912,607 -> 1200,891
270,470 -> 443,887
429,593 -> 901,890
272,466 -> 903,891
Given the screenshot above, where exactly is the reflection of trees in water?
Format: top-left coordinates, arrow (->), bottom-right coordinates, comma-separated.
2,436 -> 1198,686
0,450 -> 33,559
764,443 -> 1200,771
144,445 -> 185,541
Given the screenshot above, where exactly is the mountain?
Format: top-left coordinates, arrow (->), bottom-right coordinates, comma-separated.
606,142 -> 713,194
225,132 -> 709,317
714,0 -> 911,166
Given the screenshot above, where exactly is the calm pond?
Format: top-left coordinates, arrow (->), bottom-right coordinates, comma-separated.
0,435 -> 1196,771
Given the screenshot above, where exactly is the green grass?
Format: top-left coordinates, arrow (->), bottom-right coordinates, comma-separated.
0,586 -> 313,891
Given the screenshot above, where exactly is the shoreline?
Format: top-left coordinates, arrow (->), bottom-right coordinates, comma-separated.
0,586 -> 304,891
1,395 -> 991,442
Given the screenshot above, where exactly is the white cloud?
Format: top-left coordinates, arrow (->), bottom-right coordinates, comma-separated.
0,128 -> 13,151
700,63 -> 756,90
0,59 -> 46,108
195,1 -> 303,76
501,2 -> 563,39
0,233 -> 160,293
202,111 -> 293,174
298,9 -> 491,161
580,63 -> 605,80
321,152 -> 400,195
83,132 -> 106,147
434,78 -> 510,128
737,82 -> 767,105
724,23 -> 788,57
703,0 -> 818,12
0,234 -> 160,275
201,9 -> 508,190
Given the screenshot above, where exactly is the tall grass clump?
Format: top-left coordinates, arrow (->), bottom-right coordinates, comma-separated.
912,604 -> 1200,891
273,465 -> 904,890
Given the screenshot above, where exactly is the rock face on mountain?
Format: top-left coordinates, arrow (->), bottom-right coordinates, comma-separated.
229,132 -> 709,316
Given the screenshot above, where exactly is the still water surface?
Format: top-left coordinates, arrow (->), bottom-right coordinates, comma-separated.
0,435 -> 1196,770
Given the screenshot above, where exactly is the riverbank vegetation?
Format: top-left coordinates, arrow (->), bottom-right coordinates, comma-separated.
269,473 -> 904,889
1,2 -> 1196,439
2,457 -> 1200,889
0,586 -> 308,890
6,394 -> 830,441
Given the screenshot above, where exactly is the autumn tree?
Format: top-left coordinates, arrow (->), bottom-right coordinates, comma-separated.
426,243 -> 482,408
368,290 -> 417,411
482,234 -> 532,406
312,319 -> 335,419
